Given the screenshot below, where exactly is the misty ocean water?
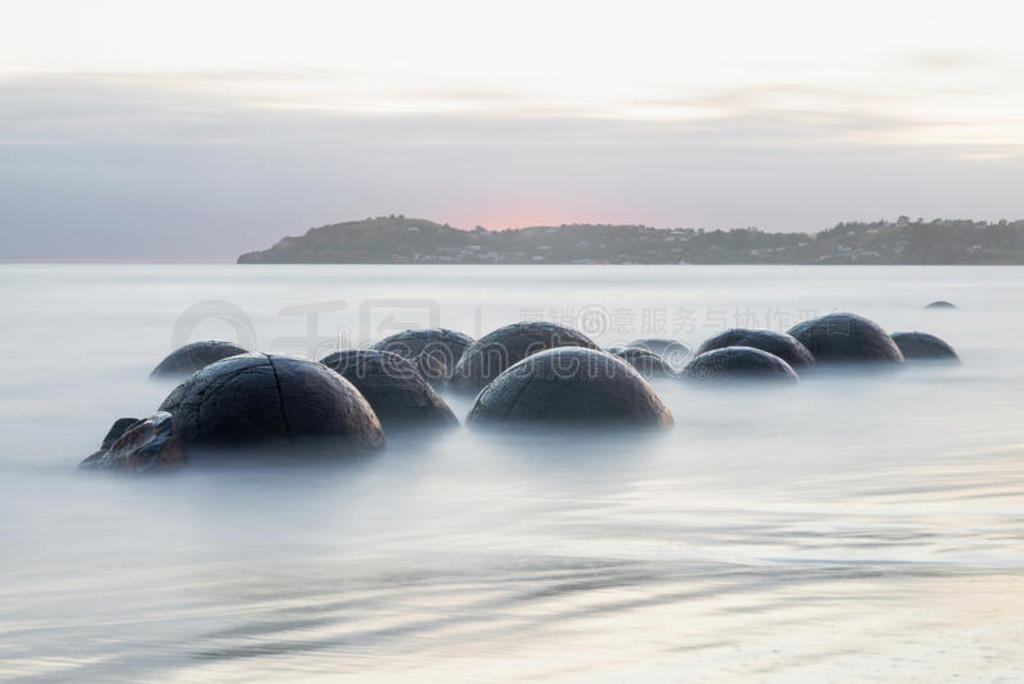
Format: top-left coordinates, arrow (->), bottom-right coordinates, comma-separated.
2,264 -> 1023,682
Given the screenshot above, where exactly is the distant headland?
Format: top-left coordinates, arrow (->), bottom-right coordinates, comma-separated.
237,215 -> 1024,265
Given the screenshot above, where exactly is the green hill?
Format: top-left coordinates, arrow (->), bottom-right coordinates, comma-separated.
237,215 -> 1024,265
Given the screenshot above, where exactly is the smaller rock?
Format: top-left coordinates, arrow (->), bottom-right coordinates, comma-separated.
79,412 -> 186,473
627,338 -> 691,370
373,328 -> 475,383
681,346 -> 800,384
607,347 -> 675,379
150,340 -> 249,379
697,328 -> 815,370
892,331 -> 960,363
788,313 -> 904,365
925,300 -> 957,309
320,350 -> 458,430
101,417 -> 141,449
468,347 -> 673,427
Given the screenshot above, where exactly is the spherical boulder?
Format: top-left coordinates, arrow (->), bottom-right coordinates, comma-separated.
607,346 -> 675,379
320,350 -> 458,430
373,328 -> 474,384
150,340 -> 249,379
892,331 -> 960,363
158,353 -> 384,458
451,322 -> 599,393
788,313 -> 904,365
467,347 -> 673,427
681,346 -> 799,384
925,300 -> 956,309
697,328 -> 815,370
627,338 -> 691,370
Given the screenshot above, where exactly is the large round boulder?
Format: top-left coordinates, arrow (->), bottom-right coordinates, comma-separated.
681,346 -> 799,384
607,346 -> 675,379
320,350 -> 458,429
150,340 -> 249,379
892,331 -> 960,363
451,322 -> 599,393
627,338 -> 691,370
788,313 -> 904,365
372,328 -> 474,384
158,353 -> 384,458
697,328 -> 815,370
467,347 -> 673,427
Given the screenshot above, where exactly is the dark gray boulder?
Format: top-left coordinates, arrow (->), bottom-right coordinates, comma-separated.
158,353 -> 385,458
697,328 -> 815,370
79,412 -> 186,473
681,346 -> 800,384
467,347 -> 673,427
925,300 -> 956,309
373,328 -> 474,384
607,346 -> 675,379
627,338 -> 691,370
150,340 -> 249,379
320,350 -> 458,429
451,322 -> 599,393
892,331 -> 960,363
788,313 -> 904,365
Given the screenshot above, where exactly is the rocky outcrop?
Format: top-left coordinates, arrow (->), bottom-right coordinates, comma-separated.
79,412 -> 186,473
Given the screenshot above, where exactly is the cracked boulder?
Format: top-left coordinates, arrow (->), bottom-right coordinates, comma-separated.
467,347 -> 673,427
892,331 -> 960,363
158,353 -> 385,458
320,350 -> 458,430
451,322 -> 600,393
606,346 -> 675,379
372,328 -> 474,384
150,340 -> 249,380
697,328 -> 815,370
626,338 -> 691,371
788,313 -> 904,365
681,346 -> 800,384
79,412 -> 185,473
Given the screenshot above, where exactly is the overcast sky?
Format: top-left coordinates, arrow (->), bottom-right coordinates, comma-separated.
2,0 -> 1024,260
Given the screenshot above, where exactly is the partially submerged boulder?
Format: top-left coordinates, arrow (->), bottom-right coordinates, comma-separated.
150,340 -> 249,380
158,353 -> 384,458
788,313 -> 904,365
451,322 -> 599,393
467,347 -> 673,427
681,346 -> 800,384
892,331 -> 960,363
697,328 -> 814,370
79,412 -> 185,473
373,328 -> 474,384
607,346 -> 675,379
627,338 -> 691,370
925,300 -> 957,309
320,350 -> 458,430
